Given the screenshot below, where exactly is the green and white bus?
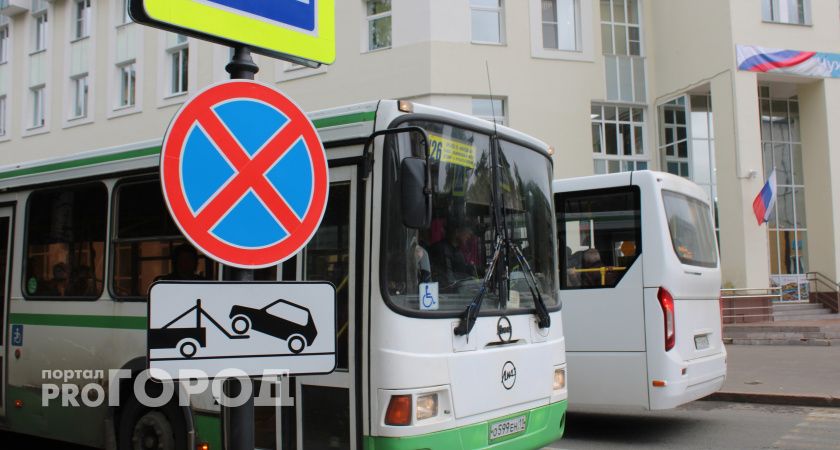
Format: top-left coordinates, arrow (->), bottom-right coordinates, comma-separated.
0,100 -> 566,449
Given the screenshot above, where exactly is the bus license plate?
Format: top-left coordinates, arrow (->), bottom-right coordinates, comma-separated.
489,415 -> 527,442
694,334 -> 710,350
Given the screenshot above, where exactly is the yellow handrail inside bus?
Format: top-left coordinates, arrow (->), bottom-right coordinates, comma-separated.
572,266 -> 627,286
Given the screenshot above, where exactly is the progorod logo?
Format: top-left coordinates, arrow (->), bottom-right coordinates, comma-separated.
501,361 -> 517,390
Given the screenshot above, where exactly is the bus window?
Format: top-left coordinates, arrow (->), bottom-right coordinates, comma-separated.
24,183 -> 108,299
111,179 -> 218,298
662,190 -> 718,268
556,187 -> 641,289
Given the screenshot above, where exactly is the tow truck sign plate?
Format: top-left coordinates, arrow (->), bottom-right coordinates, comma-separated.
147,281 -> 336,380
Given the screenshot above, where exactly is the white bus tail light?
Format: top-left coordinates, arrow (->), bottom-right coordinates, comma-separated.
385,395 -> 412,426
553,367 -> 566,391
658,287 -> 676,351
415,393 -> 439,421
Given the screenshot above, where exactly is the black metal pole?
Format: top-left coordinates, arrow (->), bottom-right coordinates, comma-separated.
223,45 -> 258,450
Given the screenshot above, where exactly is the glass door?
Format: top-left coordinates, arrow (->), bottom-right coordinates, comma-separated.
295,166 -> 357,449
0,206 -> 14,418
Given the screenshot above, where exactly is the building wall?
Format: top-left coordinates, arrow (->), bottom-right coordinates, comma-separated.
1,0 -> 839,288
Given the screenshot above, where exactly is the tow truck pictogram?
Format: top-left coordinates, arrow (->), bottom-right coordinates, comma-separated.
148,299 -> 248,359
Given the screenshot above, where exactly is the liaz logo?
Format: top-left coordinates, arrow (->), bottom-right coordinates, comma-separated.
501,361 -> 517,390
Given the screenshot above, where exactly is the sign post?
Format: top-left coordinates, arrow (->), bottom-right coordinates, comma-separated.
131,1 -> 335,448
223,47 -> 258,450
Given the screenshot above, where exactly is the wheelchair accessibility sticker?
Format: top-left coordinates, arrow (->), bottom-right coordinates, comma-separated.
419,282 -> 439,311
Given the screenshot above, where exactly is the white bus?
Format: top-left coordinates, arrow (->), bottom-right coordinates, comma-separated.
553,171 -> 725,410
0,100 -> 567,449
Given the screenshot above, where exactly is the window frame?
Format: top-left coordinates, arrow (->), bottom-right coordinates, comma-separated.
116,60 -> 136,109
556,185 -> 643,290
30,85 -> 45,129
762,0 -> 811,25
22,181 -> 109,301
0,95 -> 6,137
73,0 -> 91,41
70,74 -> 89,120
471,97 -> 507,126
0,24 -> 9,64
33,9 -> 48,53
166,35 -> 189,97
470,0 -> 505,45
540,0 -> 580,51
365,0 -> 392,52
591,103 -> 649,174
529,0 -> 593,61
108,176 -> 218,301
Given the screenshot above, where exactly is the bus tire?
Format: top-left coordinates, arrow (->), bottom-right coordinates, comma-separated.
231,315 -> 251,335
118,394 -> 187,450
287,335 -> 306,354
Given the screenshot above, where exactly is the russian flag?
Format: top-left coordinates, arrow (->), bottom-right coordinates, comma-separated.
753,170 -> 777,225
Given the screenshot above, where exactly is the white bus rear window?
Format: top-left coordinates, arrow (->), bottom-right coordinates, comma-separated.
662,191 -> 718,268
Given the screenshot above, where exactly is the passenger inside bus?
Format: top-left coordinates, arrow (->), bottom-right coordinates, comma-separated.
156,244 -> 205,281
429,222 -> 478,289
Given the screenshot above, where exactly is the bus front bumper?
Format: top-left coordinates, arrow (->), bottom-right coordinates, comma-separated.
364,400 -> 567,450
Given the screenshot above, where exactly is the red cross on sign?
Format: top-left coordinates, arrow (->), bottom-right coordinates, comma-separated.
160,80 -> 329,269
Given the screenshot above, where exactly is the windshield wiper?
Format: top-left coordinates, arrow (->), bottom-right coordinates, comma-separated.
453,234 -> 504,337
511,242 -> 551,329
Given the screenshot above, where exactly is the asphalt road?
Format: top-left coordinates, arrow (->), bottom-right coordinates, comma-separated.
3,401 -> 840,449
549,400 -> 840,450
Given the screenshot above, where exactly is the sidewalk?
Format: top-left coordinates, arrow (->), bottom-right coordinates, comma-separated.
704,344 -> 840,407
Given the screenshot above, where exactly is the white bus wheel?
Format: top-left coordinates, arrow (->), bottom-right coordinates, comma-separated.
178,339 -> 199,359
287,335 -> 306,354
231,315 -> 251,335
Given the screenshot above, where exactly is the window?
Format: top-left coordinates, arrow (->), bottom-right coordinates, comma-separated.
121,0 -> 132,24
31,86 -> 45,128
111,180 -> 217,298
71,75 -> 88,119
662,191 -> 718,268
658,94 -> 718,218
601,0 -> 645,102
760,90 -> 808,289
74,0 -> 90,40
34,10 -> 48,52
118,61 -> 135,107
659,97 -> 689,177
591,103 -> 648,174
383,121 -> 559,315
541,0 -> 579,51
24,183 -> 108,299
366,0 -> 391,51
557,186 -> 641,289
167,34 -> 188,95
471,0 -> 504,44
0,96 -> 7,137
472,97 -> 506,125
762,0 -> 810,25
0,25 -> 9,63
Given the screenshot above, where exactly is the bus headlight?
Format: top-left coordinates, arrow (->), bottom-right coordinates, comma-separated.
416,393 -> 438,421
553,367 -> 566,391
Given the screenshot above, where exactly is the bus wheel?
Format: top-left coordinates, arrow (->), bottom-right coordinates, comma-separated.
287,335 -> 306,354
118,395 -> 186,450
178,339 -> 199,358
231,315 -> 251,335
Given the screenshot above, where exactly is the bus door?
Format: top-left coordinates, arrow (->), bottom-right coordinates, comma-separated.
295,165 -> 358,449
0,206 -> 13,418
555,185 -> 648,407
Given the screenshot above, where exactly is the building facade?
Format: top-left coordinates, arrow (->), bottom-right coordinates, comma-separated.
0,0 -> 837,292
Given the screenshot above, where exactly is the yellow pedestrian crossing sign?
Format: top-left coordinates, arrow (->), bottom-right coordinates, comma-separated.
129,0 -> 335,65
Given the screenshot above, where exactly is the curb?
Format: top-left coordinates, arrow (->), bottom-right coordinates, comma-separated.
702,392 -> 840,408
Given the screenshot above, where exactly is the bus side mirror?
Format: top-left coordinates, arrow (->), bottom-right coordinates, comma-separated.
400,157 -> 432,229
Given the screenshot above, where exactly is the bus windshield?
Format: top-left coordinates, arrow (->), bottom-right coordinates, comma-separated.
382,120 -> 558,315
662,190 -> 718,268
